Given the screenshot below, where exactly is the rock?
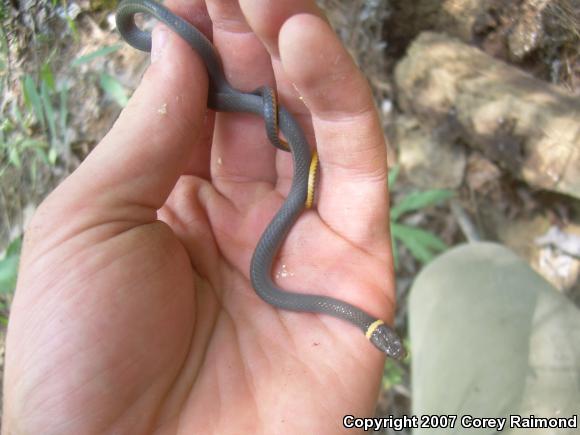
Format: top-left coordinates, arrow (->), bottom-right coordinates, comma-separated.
386,0 -> 495,54
395,116 -> 466,189
536,226 -> 580,258
508,0 -> 549,60
465,152 -> 501,194
394,31 -> 580,199
497,216 -> 580,292
438,0 -> 493,40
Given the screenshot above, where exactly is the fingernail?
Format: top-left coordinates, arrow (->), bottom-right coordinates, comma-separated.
151,26 -> 168,63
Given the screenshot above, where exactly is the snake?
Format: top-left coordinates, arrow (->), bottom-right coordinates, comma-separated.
116,0 -> 404,360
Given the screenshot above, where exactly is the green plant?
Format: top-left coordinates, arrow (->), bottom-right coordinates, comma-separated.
389,166 -> 454,268
0,14 -> 58,170
2,44 -> 127,173
52,0 -> 79,37
381,338 -> 410,389
0,236 -> 21,326
0,91 -> 53,176
0,236 -> 22,294
21,63 -> 69,165
98,72 -> 129,107
71,44 -> 122,66
1,5 -> 127,174
72,44 -> 128,108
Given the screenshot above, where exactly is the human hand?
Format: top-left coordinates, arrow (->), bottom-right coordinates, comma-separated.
3,0 -> 396,433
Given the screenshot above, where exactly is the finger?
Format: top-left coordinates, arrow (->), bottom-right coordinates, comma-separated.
205,0 -> 278,200
279,14 -> 391,256
164,0 -> 214,179
43,23 -> 209,230
238,0 -> 324,194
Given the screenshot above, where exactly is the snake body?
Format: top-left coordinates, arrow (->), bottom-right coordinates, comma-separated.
116,0 -> 404,359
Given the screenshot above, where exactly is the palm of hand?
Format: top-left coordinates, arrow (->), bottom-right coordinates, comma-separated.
3,2 -> 395,434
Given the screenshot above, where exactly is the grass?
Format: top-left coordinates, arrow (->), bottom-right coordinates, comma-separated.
21,65 -> 68,166
0,3 -> 127,178
0,236 -> 21,325
72,44 -> 128,108
382,342 -> 409,390
0,237 -> 21,295
381,167 -> 453,390
1,6 -> 64,176
0,66 -> 65,172
0,1 -> 126,324
13,45 -> 128,171
388,165 -> 454,268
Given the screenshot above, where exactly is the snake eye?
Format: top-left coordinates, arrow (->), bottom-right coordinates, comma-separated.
370,324 -> 406,360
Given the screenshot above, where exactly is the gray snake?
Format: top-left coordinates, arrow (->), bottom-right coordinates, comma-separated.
116,0 -> 404,359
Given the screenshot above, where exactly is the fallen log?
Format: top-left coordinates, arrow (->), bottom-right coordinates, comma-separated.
394,32 -> 580,199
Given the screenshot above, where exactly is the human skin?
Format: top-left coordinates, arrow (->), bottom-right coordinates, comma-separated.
2,0 -> 396,433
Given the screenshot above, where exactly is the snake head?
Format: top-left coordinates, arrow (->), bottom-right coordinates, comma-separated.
370,324 -> 406,360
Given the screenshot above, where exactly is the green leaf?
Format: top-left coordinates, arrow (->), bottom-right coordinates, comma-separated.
72,44 -> 122,67
0,19 -> 8,48
0,237 -> 22,294
382,358 -> 404,389
65,15 -> 79,38
8,147 -> 21,167
41,62 -> 56,92
0,117 -> 13,133
59,87 -> 68,138
33,146 -> 51,164
0,255 -> 19,293
382,340 -> 410,389
399,224 -> 447,251
40,80 -> 58,148
390,231 -> 399,270
20,139 -> 48,149
391,223 -> 447,264
6,237 -> 22,257
58,87 -> 69,156
393,230 -> 433,264
388,164 -> 400,188
390,189 -> 454,222
11,101 -> 27,131
22,75 -> 46,129
99,73 -> 128,107
48,148 -> 58,165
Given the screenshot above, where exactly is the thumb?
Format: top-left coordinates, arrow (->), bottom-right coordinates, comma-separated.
41,25 -> 209,231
